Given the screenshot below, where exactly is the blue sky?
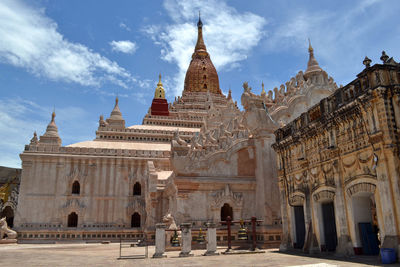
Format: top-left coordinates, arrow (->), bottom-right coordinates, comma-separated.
0,0 -> 399,168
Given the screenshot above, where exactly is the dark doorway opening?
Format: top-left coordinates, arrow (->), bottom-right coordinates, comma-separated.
220,203 -> 233,221
67,212 -> 78,227
1,206 -> 14,228
131,212 -> 141,227
133,182 -> 141,196
322,202 -> 337,251
293,205 -> 305,249
359,222 -> 379,255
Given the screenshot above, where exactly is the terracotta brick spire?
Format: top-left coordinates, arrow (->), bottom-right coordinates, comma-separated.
183,14 -> 221,95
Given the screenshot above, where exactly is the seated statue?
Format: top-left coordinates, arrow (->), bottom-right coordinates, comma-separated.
0,217 -> 17,240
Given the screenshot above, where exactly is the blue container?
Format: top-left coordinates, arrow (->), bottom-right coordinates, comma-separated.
381,248 -> 397,264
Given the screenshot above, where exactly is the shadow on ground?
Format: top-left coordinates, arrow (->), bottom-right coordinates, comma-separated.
272,249 -> 400,267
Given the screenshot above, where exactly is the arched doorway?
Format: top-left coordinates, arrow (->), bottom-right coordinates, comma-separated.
67,212 -> 78,227
131,212 -> 141,227
133,182 -> 141,196
293,205 -> 306,249
1,206 -> 14,228
220,203 -> 233,221
351,194 -> 379,255
321,202 -> 337,251
72,181 -> 80,194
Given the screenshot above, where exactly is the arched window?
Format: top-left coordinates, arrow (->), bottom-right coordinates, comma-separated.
221,203 -> 233,221
68,212 -> 78,227
133,182 -> 141,196
203,84 -> 207,89
72,181 -> 80,195
131,212 -> 141,227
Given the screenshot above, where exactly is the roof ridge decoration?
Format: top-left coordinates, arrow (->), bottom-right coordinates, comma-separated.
304,39 -> 323,79
259,41 -> 337,126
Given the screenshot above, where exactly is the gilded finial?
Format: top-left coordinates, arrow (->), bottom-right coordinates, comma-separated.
261,81 -> 266,95
115,95 -> 119,105
51,107 -> 55,122
158,73 -> 163,86
154,74 -> 165,99
308,38 -> 313,53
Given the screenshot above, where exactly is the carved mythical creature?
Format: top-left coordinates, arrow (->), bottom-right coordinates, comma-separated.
162,212 -> 178,230
0,217 -> 17,240
30,131 -> 38,145
162,212 -> 181,246
172,129 -> 187,147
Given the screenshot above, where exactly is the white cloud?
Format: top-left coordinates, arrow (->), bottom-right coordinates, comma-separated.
119,22 -> 131,31
110,40 -> 138,54
0,0 -> 133,88
143,0 -> 266,96
262,0 -> 399,85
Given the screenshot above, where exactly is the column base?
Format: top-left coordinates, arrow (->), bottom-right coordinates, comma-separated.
179,252 -> 194,257
203,251 -> 219,256
335,235 -> 354,256
152,253 -> 167,258
307,234 -> 320,254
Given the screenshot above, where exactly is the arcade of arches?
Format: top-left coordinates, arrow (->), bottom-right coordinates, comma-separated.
274,57 -> 400,256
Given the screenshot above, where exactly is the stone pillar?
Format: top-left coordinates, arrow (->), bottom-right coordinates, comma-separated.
279,187 -> 291,251
179,223 -> 193,257
203,222 -> 219,256
333,163 -> 354,256
152,223 -> 167,258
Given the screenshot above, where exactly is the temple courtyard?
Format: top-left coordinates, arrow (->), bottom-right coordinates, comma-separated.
0,243 -> 394,266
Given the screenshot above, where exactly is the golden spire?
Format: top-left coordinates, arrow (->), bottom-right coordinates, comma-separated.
154,74 -> 166,99
308,38 -> 313,54
157,73 -> 163,86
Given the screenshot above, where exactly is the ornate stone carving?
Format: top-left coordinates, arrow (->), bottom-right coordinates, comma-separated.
211,185 -> 243,209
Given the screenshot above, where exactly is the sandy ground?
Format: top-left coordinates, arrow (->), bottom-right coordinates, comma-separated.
0,242 -> 396,267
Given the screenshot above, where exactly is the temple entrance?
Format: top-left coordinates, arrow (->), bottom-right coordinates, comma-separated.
221,203 -> 233,221
1,206 -> 14,228
293,205 -> 305,249
351,195 -> 379,255
321,202 -> 337,251
131,212 -> 141,228
67,212 -> 78,227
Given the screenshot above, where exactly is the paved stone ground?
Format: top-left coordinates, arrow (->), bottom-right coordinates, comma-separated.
0,242 -> 397,267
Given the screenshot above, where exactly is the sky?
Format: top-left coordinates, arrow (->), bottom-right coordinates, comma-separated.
0,0 -> 399,168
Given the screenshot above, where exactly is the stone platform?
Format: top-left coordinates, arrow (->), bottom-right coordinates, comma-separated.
0,239 -> 17,244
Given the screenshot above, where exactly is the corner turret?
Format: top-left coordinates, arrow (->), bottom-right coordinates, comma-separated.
39,111 -> 62,146
106,97 -> 125,129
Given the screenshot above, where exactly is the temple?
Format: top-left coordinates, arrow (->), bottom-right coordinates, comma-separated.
15,18 -> 335,247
